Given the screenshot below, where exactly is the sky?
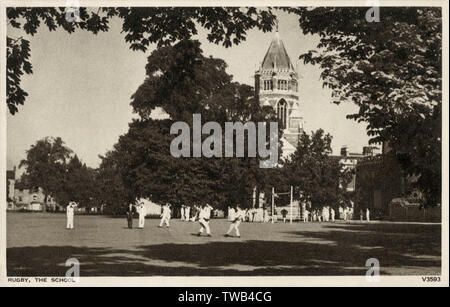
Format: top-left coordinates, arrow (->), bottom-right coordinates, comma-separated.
7,10 -> 370,173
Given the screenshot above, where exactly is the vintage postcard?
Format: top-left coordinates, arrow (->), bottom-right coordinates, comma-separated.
0,0 -> 448,289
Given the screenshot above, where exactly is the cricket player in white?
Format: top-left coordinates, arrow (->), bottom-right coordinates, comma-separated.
197,204 -> 213,237
185,206 -> 191,221
181,205 -> 186,221
330,207 -> 335,222
303,209 -> 309,222
66,202 -> 76,229
158,203 -> 171,228
225,206 -> 245,238
138,202 -> 146,229
366,208 -> 370,222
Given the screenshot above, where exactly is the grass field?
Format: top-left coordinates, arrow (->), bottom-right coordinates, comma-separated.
7,213 -> 441,276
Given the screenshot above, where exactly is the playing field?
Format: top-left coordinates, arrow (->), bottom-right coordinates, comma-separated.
6,213 -> 441,276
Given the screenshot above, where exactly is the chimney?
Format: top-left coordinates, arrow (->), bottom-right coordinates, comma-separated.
363,146 -> 373,156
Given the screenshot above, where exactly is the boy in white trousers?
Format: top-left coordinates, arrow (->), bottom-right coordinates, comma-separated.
197,204 -> 213,237
158,203 -> 171,228
66,202 -> 77,229
138,202 -> 146,229
303,209 -> 309,222
225,205 -> 245,238
181,205 -> 186,221
185,206 -> 190,221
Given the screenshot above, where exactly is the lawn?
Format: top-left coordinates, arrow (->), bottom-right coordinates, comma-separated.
7,213 -> 441,276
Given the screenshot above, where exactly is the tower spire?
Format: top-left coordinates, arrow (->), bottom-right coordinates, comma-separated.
274,19 -> 280,43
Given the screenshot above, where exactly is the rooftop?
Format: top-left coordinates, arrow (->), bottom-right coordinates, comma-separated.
260,31 -> 295,72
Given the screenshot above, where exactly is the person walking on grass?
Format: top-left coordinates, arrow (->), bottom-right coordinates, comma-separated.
225,205 -> 246,238
197,203 -> 213,237
158,203 -> 172,228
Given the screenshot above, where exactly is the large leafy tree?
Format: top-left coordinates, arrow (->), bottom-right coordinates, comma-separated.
19,137 -> 99,209
7,7 -> 276,114
107,40 -> 281,211
111,119 -> 220,208
284,129 -> 353,210
19,137 -> 72,211
286,7 -> 442,206
58,155 -> 97,209
95,150 -> 133,215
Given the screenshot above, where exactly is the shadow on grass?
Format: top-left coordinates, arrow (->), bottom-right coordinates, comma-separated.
7,223 -> 441,276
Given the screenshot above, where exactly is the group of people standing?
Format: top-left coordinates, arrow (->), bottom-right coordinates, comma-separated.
300,206 -> 371,223
302,206 -> 336,223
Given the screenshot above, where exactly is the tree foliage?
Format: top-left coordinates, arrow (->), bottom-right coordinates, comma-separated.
95,150 -> 132,215
284,129 -> 353,210
58,155 -> 97,209
19,137 -> 97,209
286,7 -> 442,206
19,137 -> 72,209
100,40 -> 281,212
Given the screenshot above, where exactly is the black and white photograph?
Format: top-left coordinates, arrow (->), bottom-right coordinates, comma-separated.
0,0 -> 448,288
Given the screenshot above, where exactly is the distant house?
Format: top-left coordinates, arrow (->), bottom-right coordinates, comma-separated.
13,187 -> 60,212
7,167 -> 64,212
331,145 -> 381,192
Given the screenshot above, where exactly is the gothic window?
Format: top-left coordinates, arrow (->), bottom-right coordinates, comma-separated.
277,99 -> 287,129
263,80 -> 273,91
278,80 -> 288,90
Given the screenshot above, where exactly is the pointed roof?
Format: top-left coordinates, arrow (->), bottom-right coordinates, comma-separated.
261,30 -> 295,71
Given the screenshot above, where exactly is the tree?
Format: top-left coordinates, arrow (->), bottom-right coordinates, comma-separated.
7,7 -> 276,114
19,137 -> 72,211
96,150 -> 132,215
58,155 -> 97,209
284,129 -> 352,210
286,7 -> 442,206
108,40 -> 281,211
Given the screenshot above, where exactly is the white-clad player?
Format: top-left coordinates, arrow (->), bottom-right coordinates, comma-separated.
197,203 -> 213,237
137,201 -> 146,229
66,201 -> 77,230
225,205 -> 246,238
158,203 -> 171,228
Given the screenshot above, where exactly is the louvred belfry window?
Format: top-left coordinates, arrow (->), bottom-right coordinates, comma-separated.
277,99 -> 287,129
